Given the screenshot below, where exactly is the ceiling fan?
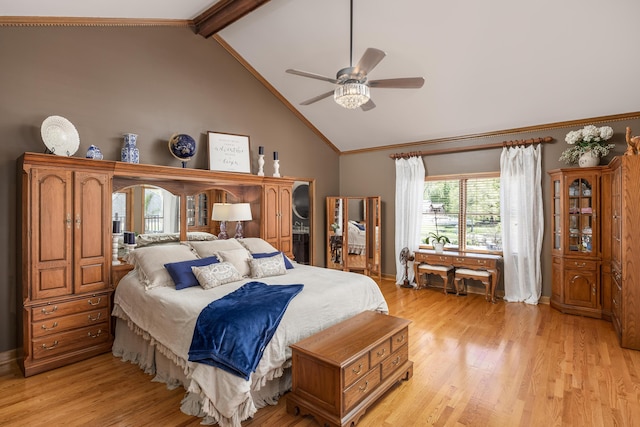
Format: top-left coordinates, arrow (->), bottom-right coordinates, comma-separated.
286,0 -> 425,111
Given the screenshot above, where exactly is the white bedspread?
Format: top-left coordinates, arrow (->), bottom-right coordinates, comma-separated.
112,264 -> 388,427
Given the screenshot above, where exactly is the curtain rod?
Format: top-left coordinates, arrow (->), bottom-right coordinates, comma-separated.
389,136 -> 554,159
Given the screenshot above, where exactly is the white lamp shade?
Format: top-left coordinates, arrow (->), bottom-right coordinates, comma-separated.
228,203 -> 252,221
211,203 -> 233,221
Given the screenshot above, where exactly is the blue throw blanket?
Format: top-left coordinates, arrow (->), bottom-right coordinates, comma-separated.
188,281 -> 304,380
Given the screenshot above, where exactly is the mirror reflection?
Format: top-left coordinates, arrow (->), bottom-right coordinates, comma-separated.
326,196 -> 381,280
112,185 -> 180,235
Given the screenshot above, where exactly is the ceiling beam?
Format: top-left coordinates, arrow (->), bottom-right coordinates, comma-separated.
194,0 -> 271,38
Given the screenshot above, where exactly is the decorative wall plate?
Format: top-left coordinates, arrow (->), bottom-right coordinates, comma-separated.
40,115 -> 80,156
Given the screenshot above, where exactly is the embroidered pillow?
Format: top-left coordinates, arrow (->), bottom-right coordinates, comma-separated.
164,256 -> 220,290
214,248 -> 252,277
249,252 -> 287,279
252,251 -> 294,269
192,262 -> 242,289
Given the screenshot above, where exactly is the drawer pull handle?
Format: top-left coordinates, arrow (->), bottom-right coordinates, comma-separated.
87,330 -> 102,339
392,356 -> 401,366
396,334 -> 405,344
41,322 -> 58,331
351,364 -> 363,375
376,348 -> 386,357
358,381 -> 369,393
574,262 -> 586,267
88,312 -> 102,322
42,341 -> 59,350
88,297 -> 101,306
41,306 -> 58,315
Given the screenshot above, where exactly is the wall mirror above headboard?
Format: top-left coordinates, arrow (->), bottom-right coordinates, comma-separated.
112,185 -> 180,236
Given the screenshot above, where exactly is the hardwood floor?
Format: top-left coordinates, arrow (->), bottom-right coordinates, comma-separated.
2,278 -> 640,426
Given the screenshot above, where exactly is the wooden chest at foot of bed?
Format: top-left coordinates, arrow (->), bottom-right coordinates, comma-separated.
287,311 -> 413,427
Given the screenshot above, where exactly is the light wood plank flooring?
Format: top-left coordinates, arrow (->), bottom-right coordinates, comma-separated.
2,278 -> 640,426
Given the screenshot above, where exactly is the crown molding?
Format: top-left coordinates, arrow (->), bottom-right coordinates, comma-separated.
0,16 -> 193,28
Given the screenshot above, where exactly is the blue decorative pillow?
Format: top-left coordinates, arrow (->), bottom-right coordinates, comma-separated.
164,256 -> 220,290
251,252 -> 294,269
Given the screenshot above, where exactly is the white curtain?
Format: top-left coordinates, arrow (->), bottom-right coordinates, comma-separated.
500,144 -> 543,304
395,156 -> 425,285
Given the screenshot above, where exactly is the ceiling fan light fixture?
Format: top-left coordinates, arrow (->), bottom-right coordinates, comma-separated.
334,82 -> 370,109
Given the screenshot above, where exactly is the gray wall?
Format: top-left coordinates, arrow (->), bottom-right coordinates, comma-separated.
1,25 -> 637,354
339,119 -> 640,298
0,26 -> 339,353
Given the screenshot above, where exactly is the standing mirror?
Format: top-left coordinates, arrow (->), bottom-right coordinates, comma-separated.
326,196 -> 381,280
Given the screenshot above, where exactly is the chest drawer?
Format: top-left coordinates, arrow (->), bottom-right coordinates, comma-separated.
391,327 -> 409,353
370,339 -> 391,365
343,353 -> 370,387
31,293 -> 109,322
31,324 -> 109,360
31,308 -> 109,338
343,366 -> 381,412
382,344 -> 409,379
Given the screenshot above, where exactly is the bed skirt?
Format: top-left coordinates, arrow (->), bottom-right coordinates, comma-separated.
112,318 -> 292,426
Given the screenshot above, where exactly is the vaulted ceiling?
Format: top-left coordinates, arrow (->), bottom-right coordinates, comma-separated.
3,0 -> 640,152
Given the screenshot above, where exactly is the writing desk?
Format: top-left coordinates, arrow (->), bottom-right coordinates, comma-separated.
413,249 -> 503,302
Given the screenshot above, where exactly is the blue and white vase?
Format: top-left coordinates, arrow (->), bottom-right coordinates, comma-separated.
121,133 -> 139,164
86,144 -> 103,160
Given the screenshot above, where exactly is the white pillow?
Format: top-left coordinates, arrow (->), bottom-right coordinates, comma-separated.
125,244 -> 198,290
238,237 -> 279,254
214,248 -> 252,277
188,239 -> 245,258
249,252 -> 287,278
192,262 -> 242,289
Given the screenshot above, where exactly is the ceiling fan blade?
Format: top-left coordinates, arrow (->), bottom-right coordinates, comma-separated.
286,69 -> 339,84
368,77 -> 425,89
300,90 -> 335,106
361,99 -> 376,111
353,48 -> 386,76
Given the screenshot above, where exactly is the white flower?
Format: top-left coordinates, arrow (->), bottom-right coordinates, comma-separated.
599,126 -> 613,140
565,130 -> 581,145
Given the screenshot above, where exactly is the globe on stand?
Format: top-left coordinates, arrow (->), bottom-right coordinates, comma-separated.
168,134 -> 196,168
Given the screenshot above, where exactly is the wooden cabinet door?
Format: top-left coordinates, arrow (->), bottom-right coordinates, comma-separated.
278,185 -> 292,255
74,171 -> 111,293
263,184 -> 279,247
31,168 -> 73,300
262,183 -> 293,255
564,267 -> 598,308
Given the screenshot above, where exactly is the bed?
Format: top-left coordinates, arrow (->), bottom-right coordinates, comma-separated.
111,237 -> 388,427
347,220 -> 366,255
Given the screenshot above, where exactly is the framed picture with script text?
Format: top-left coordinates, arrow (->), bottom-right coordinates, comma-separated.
207,131 -> 251,173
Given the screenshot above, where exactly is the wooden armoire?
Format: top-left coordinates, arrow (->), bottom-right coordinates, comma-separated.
18,155 -> 113,377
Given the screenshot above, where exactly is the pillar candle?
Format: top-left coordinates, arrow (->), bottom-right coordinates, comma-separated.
259,146 -> 264,155
112,220 -> 122,234
273,151 -> 278,160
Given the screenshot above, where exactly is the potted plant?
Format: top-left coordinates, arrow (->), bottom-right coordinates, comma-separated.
426,232 -> 450,254
559,125 -> 615,167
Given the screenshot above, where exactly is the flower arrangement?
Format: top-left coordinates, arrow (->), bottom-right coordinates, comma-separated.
559,125 -> 615,165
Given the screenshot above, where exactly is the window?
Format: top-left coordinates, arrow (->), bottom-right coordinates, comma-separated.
422,173 -> 501,253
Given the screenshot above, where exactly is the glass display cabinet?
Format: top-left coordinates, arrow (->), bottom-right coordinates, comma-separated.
549,167 -> 603,318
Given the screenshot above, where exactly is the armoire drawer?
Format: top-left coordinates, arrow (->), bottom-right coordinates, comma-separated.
31,293 -> 110,322
31,324 -> 109,360
31,308 -> 109,338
